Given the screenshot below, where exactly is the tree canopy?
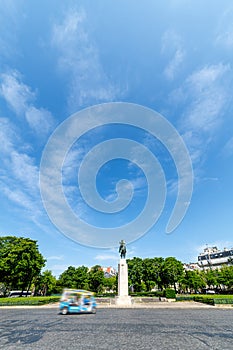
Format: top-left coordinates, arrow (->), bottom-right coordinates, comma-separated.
0,236 -> 46,293
1,235 -> 233,296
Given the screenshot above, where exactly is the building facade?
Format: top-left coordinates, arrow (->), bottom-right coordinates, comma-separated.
197,246 -> 233,270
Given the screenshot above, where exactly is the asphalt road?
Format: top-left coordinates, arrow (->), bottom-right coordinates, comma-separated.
0,307 -> 233,350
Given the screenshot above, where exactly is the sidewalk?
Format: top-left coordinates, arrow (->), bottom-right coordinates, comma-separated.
97,301 -> 224,309
1,301 -> 232,309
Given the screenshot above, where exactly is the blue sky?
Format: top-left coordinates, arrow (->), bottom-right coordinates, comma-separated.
0,0 -> 233,277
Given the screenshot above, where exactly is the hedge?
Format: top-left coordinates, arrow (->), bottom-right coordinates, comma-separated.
129,291 -> 164,297
212,298 -> 233,305
193,296 -> 215,305
165,288 -> 176,299
176,296 -> 195,301
0,296 -> 60,306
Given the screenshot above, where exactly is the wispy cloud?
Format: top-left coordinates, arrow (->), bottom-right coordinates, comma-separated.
171,63 -> 232,166
95,245 -> 137,262
161,29 -> 185,80
25,107 -> 54,136
0,70 -> 55,136
216,27 -> 233,49
95,253 -> 118,261
222,137 -> 233,157
215,6 -> 233,49
184,63 -> 230,131
0,118 -> 41,217
0,70 -> 34,114
46,264 -> 72,277
51,8 -> 120,111
47,255 -> 64,261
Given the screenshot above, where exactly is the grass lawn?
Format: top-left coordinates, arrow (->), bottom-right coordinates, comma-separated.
0,296 -> 60,306
177,294 -> 233,305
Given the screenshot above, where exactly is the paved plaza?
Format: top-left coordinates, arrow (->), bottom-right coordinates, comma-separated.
0,306 -> 233,350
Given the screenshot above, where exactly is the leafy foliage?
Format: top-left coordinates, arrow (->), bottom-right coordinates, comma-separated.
88,265 -> 105,293
161,257 -> 184,292
180,270 -> 205,293
0,236 -> 46,293
1,235 -> 233,297
34,270 -> 57,296
127,257 -> 144,292
57,264 -> 107,293
165,288 -> 176,299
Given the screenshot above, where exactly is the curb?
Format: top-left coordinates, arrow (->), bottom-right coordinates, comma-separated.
1,301 -> 232,309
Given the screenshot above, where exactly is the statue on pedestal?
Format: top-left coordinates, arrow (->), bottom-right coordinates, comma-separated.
119,240 -> 126,259
115,239 -> 131,305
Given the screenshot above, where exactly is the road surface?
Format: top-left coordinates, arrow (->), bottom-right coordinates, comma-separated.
0,307 -> 233,349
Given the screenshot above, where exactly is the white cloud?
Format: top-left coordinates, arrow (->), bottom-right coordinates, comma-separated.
0,117 -> 19,153
25,106 -> 54,135
51,8 -> 119,110
0,185 -> 37,213
0,70 -> 34,115
164,49 -> 185,80
0,119 -> 38,190
184,63 -> 230,132
216,28 -> 233,49
95,245 -> 137,261
10,151 -> 38,192
62,146 -> 85,183
161,29 -> 185,80
0,70 -> 55,135
103,176 -> 146,203
222,137 -> 233,157
187,63 -> 229,91
170,63 -> 232,168
95,253 -> 118,261
0,118 -> 42,217
47,255 -> 64,261
215,7 -> 233,49
47,264 -> 72,277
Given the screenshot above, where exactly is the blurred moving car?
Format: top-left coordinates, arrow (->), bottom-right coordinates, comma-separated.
8,290 -> 32,297
206,290 -> 216,294
59,289 -> 97,315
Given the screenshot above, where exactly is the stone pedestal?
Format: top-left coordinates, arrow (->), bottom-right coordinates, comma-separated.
115,258 -> 131,306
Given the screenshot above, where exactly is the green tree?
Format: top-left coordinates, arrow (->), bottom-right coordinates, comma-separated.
0,236 -> 46,293
202,269 -> 218,289
181,270 -> 205,293
219,266 -> 233,290
35,270 -> 57,296
142,257 -> 164,291
161,257 -> 184,292
75,266 -> 89,290
88,265 -> 104,293
103,276 -> 117,293
127,257 -> 144,292
58,266 -> 77,288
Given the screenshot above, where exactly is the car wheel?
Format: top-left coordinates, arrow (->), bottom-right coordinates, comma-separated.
61,307 -> 69,315
91,307 -> 96,314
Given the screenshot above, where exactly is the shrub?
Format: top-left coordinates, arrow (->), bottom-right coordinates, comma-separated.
165,288 -> 176,299
193,296 -> 214,305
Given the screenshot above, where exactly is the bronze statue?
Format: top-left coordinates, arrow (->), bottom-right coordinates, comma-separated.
119,240 -> 126,259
